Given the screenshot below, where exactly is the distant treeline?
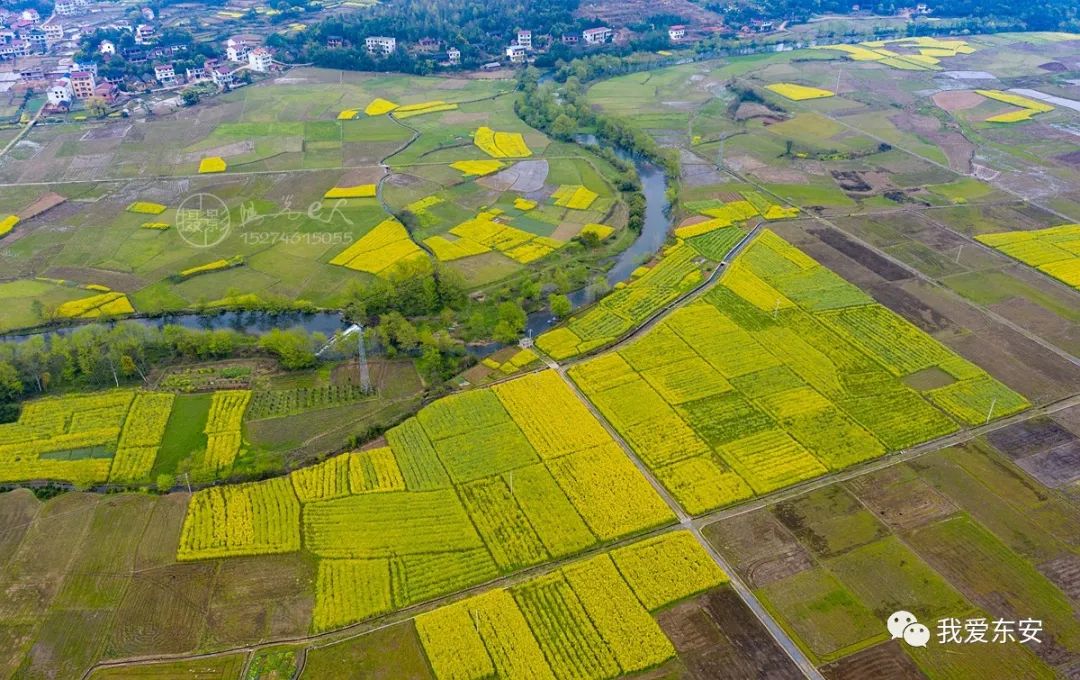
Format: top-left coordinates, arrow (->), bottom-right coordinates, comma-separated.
710,0 -> 1078,31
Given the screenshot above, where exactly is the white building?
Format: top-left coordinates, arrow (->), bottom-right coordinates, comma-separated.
54,0 -> 78,16
582,27 -> 612,45
668,25 -> 686,41
247,47 -> 272,72
20,9 -> 40,23
506,45 -> 527,64
42,22 -> 63,44
517,29 -> 532,49
141,7 -> 155,20
46,78 -> 73,107
211,65 -> 234,86
447,47 -> 460,65
134,24 -> 155,45
365,36 -> 396,55
99,39 -> 115,55
225,37 -> 249,62
153,63 -> 176,85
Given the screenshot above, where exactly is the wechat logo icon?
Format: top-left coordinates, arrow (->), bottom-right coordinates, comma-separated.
888,611 -> 930,648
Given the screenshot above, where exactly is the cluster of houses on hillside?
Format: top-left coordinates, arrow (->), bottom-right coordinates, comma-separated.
0,7 -> 67,60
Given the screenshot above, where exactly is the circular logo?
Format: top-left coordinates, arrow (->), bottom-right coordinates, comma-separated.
175,193 -> 231,248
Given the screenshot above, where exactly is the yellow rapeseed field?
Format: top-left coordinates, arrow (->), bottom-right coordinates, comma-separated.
329,218 -> 426,275
323,184 -> 377,199
610,532 -> 727,610
766,83 -> 835,101
364,98 -> 399,115
473,126 -> 533,158
56,292 -> 135,319
126,201 -> 167,215
0,214 -> 19,237
449,159 -> 505,176
198,156 -> 227,173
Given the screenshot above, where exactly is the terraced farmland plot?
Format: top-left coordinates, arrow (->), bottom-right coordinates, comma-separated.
173,370 -> 672,633
570,230 -> 1028,514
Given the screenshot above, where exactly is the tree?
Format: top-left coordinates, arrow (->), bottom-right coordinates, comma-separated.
493,301 -> 527,343
551,113 -> 576,140
258,328 -> 319,370
181,89 -> 200,107
0,361 -> 23,403
549,294 -> 572,319
85,96 -> 109,118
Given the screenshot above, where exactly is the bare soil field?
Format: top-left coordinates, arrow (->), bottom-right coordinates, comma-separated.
657,587 -> 800,679
820,640 -> 927,680
702,509 -> 814,588
845,465 -> 959,532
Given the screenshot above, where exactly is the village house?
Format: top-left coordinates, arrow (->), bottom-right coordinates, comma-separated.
417,37 -> 440,52
20,9 -> 40,24
225,36 -> 250,62
505,44 -> 527,64
46,77 -> 73,108
447,47 -> 460,65
668,25 -> 686,41
134,24 -> 155,45
69,70 -> 95,98
94,81 -> 118,103
99,39 -> 115,55
247,47 -> 272,72
211,65 -> 234,87
326,35 -> 344,48
365,36 -> 396,56
582,27 -> 612,45
517,29 -> 532,49
23,27 -> 46,54
54,0 -> 78,17
153,62 -> 176,85
42,22 -> 63,45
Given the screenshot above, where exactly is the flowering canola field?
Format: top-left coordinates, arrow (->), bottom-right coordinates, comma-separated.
976,89 -> 1055,123
425,213 -> 566,264
766,83 -> 835,101
473,126 -> 533,158
175,370 -> 674,632
976,224 -> 1080,289
329,217 -> 428,275
415,531 -> 723,680
569,230 -> 1028,514
0,389 -> 186,487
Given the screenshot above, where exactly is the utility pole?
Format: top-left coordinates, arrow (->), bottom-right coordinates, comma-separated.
985,398 -> 997,425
